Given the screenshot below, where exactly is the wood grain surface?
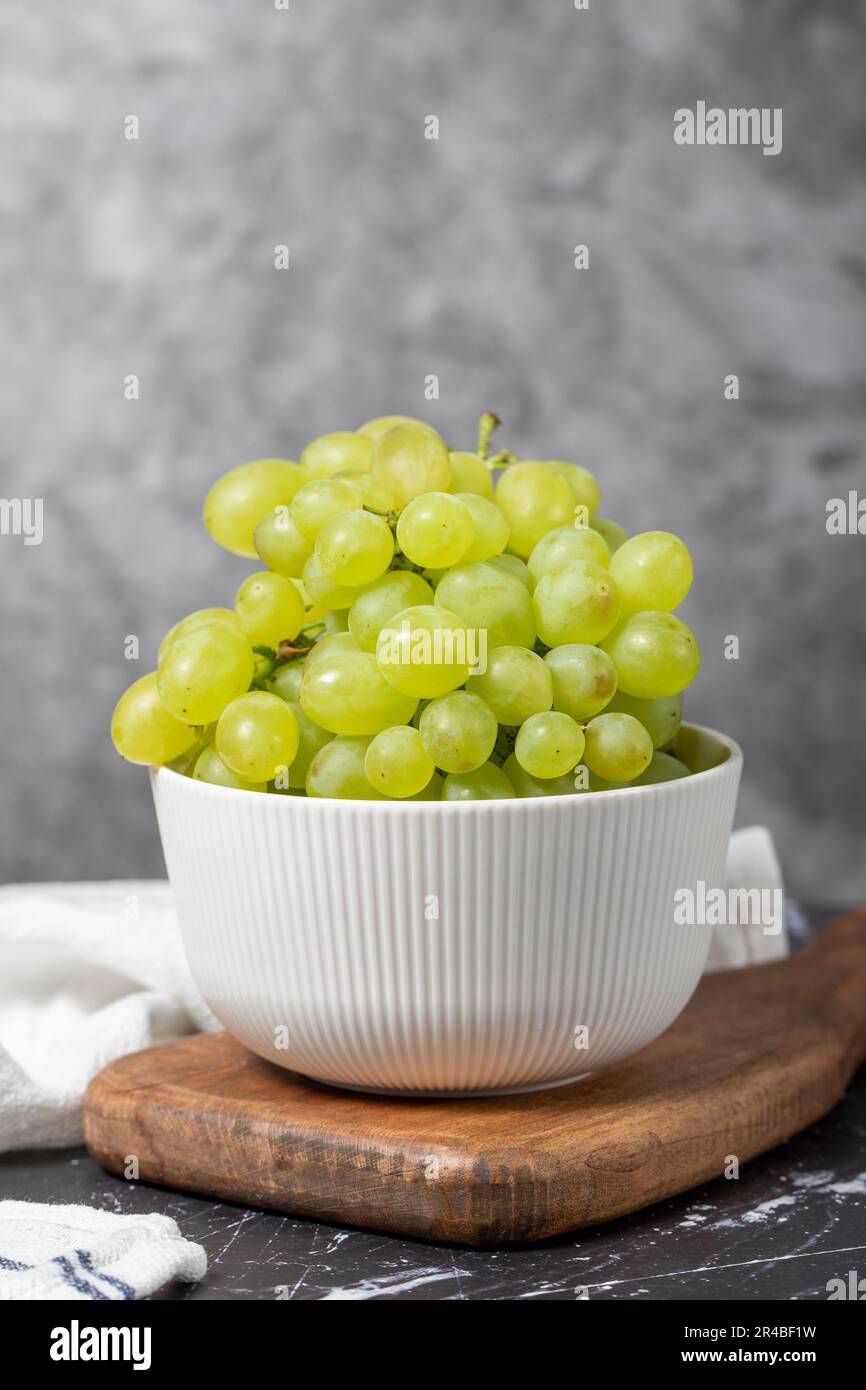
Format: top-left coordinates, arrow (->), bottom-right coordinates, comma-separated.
83,911 -> 866,1245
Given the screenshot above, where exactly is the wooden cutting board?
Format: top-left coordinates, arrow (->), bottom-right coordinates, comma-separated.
83,911 -> 866,1246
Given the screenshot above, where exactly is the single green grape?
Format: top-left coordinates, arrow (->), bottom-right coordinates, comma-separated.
583,712 -> 653,781
290,477 -> 359,541
301,551 -> 365,610
306,736 -> 385,799
396,492 -> 474,568
547,461 -> 601,517
158,623 -> 255,724
609,531 -> 693,614
235,571 -> 305,647
281,700 -> 333,787
300,648 -> 417,734
605,690 -> 683,749
629,751 -> 690,785
494,462 -> 575,557
590,517 -> 628,555
527,524 -> 610,586
357,415 -> 439,442
203,459 -> 305,558
487,553 -> 533,591
418,692 -> 498,773
111,672 -> 200,766
364,725 -> 435,798
448,450 -> 493,499
514,711 -> 585,779
465,645 -> 552,724
532,562 -> 621,647
266,660 -> 306,702
193,743 -> 268,792
216,691 -> 300,783
455,493 -> 510,562
371,424 -> 452,509
502,753 -> 576,798
315,508 -> 394,586
375,604 -> 473,698
299,431 -> 373,479
348,571 -> 434,651
303,631 -> 359,672
340,471 -> 397,513
435,562 -> 535,650
158,608 -> 243,663
441,763 -> 515,801
544,644 -> 617,720
601,612 -> 700,699
254,506 -> 314,577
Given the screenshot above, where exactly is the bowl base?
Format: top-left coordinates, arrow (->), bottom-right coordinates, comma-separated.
301,1071 -> 590,1099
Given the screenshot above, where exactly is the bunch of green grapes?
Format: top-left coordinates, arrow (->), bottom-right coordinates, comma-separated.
111,414 -> 700,798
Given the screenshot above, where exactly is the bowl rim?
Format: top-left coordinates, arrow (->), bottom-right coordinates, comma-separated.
151,721 -> 743,814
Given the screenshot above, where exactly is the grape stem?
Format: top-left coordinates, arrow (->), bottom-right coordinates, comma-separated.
476,411 -> 501,460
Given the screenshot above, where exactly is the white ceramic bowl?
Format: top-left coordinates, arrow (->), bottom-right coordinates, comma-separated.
152,724 -> 741,1095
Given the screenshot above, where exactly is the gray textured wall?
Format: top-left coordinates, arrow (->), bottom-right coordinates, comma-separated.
1,1 -> 864,899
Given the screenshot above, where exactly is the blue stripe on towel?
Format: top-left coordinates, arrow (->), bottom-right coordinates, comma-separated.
76,1249 -> 135,1300
0,1255 -> 32,1270
53,1254 -> 109,1299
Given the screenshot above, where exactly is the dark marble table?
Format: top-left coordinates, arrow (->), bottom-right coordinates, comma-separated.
2,906 -> 864,1301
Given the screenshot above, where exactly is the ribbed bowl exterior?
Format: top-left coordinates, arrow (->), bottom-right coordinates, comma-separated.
151,727 -> 741,1094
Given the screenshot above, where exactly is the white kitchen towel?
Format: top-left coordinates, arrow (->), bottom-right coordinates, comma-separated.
0,832 -> 786,1153
0,1201 -> 206,1301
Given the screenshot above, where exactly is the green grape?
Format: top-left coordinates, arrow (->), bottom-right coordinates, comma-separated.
494,462 -> 574,557
158,608 -> 243,663
418,692 -> 497,773
514,711 -> 585,779
371,424 -> 452,509
364,725 -> 435,798
532,561 -> 621,647
279,700 -> 332,787
300,431 -> 373,479
448,451 -> 493,499
111,672 -> 200,766
290,477 -> 359,541
435,562 -> 535,650
303,631 -> 359,672
502,753 -> 576,799
357,415 -> 439,442
629,751 -> 690,785
267,660 -> 306,702
465,646 -> 552,725
590,517 -> 628,555
396,492 -> 474,568
442,763 -> 515,801
315,508 -> 394,586
254,506 -> 313,577
609,530 -> 693,614
405,770 -> 444,800
348,571 -> 434,651
455,493 -> 510,562
193,743 -> 267,792
300,648 -> 417,734
548,461 -> 601,517
544,644 -> 617,720
583,712 -> 653,781
306,736 -> 385,799
301,551 -> 364,610
527,524 -> 610,585
605,690 -> 683,750
601,612 -> 700,698
158,623 -> 255,724
235,571 -> 305,647
323,606 -> 349,633
216,691 -> 299,783
487,553 -> 533,591
375,604 -> 472,698
203,459 -> 305,558
340,471 -> 397,513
